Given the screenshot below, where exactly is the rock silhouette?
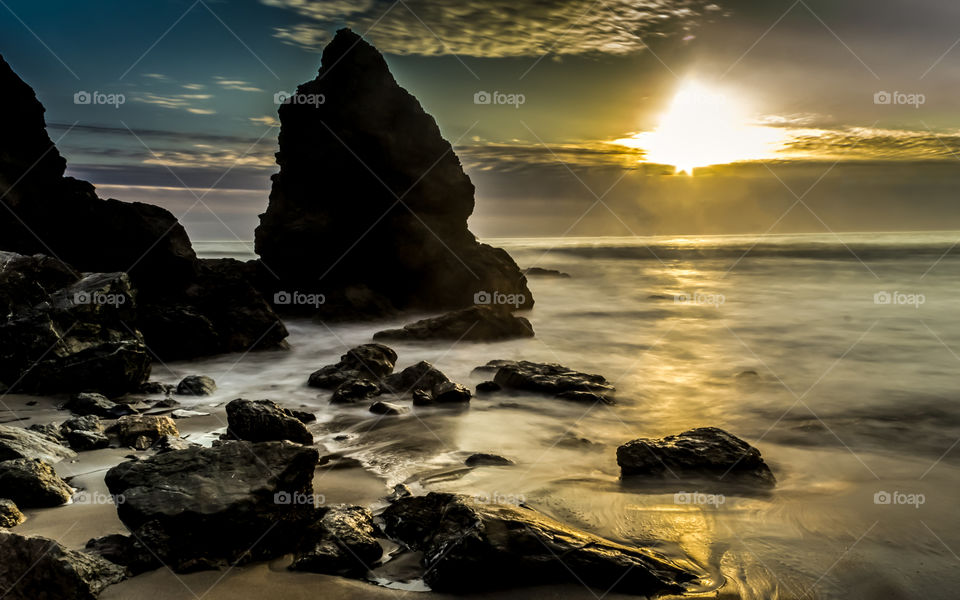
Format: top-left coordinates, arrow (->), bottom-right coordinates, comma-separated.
255,28 -> 532,314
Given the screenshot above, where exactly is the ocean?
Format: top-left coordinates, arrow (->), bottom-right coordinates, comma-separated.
180,232 -> 960,599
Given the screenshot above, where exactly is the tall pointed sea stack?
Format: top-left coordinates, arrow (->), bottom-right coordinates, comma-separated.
255,29 -> 532,312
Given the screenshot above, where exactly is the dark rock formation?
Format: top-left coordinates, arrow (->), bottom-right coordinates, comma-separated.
104,441 -> 320,570
617,427 -> 776,487
150,435 -> 199,454
369,400 -> 408,416
225,399 -> 313,444
483,360 -> 616,404
432,382 -> 472,404
0,257 -> 151,396
0,55 -> 287,362
0,499 -> 24,528
523,267 -> 571,278
254,29 -> 532,315
330,379 -> 381,404
290,505 -> 382,577
0,458 -> 72,507
65,392 -> 133,418
381,493 -> 699,595
0,424 -> 75,463
307,343 -> 397,389
0,532 -> 126,600
380,361 -> 449,394
60,416 -> 109,451
85,533 -> 160,576
475,381 -> 501,393
374,306 -> 533,342
176,375 -> 216,396
106,415 -> 178,447
465,453 -> 513,467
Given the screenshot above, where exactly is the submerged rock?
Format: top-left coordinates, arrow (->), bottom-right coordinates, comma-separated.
432,382 -> 471,404
486,360 -> 616,404
175,375 -> 216,396
369,400 -> 408,416
307,344 -> 397,389
465,453 -> 513,467
382,492 -> 699,595
475,381 -> 501,393
0,425 -> 75,463
0,532 -> 126,600
374,306 -> 534,342
225,399 -> 313,444
0,458 -> 72,508
254,29 -> 532,315
616,427 -> 776,487
290,505 -> 382,577
0,498 -> 25,528
330,379 -> 382,404
104,441 -> 320,569
106,415 -> 178,447
523,267 -> 571,278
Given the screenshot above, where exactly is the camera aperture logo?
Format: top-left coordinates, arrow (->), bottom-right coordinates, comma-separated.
474,90 -> 526,108
74,91 -> 125,108
873,91 -> 925,108
474,290 -> 525,308
72,491 -> 125,505
874,290 -> 924,308
473,491 -> 526,506
674,291 -> 725,307
273,291 -> 325,308
273,491 -> 326,506
73,290 -> 126,307
874,490 -> 925,508
674,491 -> 725,506
274,91 -> 325,107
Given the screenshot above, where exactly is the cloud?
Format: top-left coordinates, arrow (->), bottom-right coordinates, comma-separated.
249,115 -> 281,127
213,76 -> 264,92
261,0 -> 722,57
133,92 -> 216,114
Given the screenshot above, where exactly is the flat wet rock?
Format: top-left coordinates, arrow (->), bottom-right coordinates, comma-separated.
381,492 -> 700,595
290,505 -> 382,577
482,360 -> 616,404
0,424 -> 75,463
616,427 -> 776,488
374,306 -> 534,342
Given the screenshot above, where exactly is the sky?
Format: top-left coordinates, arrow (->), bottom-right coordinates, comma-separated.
3,0 -> 960,240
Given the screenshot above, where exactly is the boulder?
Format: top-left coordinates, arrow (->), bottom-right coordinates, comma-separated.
60,416 -> 109,451
225,399 -> 313,444
0,531 -> 125,599
488,361 -> 616,404
374,306 -> 534,342
106,415 -> 178,447
381,361 -> 449,394
290,505 -> 382,577
475,381 -> 501,393
0,425 -> 75,463
176,375 -> 216,396
0,265 -> 152,396
104,441 -> 320,569
0,499 -> 24,528
64,392 -> 134,418
330,379 -> 382,404
616,427 -> 776,487
465,453 -> 513,467
381,493 -> 699,595
369,401 -> 408,416
138,381 -> 175,395
0,458 -> 72,507
85,534 -> 160,576
253,29 -> 532,315
432,382 -> 471,404
307,344 -> 397,389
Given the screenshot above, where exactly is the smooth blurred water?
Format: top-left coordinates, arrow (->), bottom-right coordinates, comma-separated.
183,233 -> 960,599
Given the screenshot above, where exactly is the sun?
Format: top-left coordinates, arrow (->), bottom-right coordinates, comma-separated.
614,81 -> 786,174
